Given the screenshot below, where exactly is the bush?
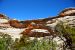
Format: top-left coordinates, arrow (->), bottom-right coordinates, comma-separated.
12,35 -> 56,50
55,21 -> 75,49
0,32 -> 13,50
0,33 -> 56,50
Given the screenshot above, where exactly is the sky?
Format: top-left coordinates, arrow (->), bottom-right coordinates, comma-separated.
0,0 -> 75,20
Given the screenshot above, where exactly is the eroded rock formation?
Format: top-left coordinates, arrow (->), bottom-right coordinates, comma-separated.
0,8 -> 75,50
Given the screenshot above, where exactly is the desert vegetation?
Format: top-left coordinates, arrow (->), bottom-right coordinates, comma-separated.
55,21 -> 75,50
0,32 -> 56,50
0,21 -> 75,50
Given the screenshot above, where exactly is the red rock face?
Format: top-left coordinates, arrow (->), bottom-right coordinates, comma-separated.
59,8 -> 75,17
0,8 -> 75,28
7,8 -> 75,28
21,23 -> 56,37
0,8 -> 75,37
9,20 -> 25,28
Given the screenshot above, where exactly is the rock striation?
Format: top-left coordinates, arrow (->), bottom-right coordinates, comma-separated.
0,8 -> 75,50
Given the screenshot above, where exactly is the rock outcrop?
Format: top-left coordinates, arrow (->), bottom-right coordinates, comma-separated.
0,8 -> 75,50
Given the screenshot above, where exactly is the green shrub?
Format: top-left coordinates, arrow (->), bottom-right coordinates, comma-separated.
12,35 -> 56,50
0,33 -> 56,50
55,21 -> 75,49
0,32 -> 13,50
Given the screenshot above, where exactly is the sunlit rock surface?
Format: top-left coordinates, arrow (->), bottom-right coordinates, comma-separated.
0,8 -> 75,50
